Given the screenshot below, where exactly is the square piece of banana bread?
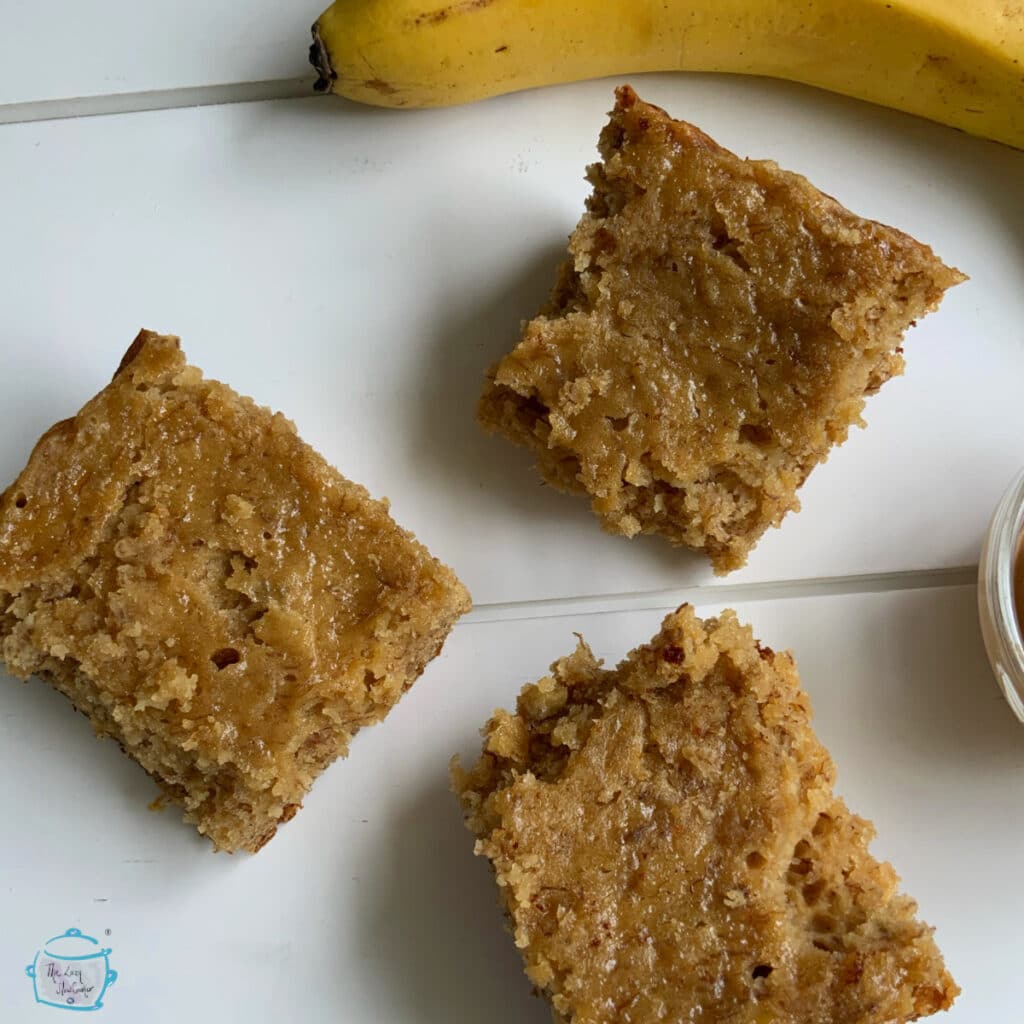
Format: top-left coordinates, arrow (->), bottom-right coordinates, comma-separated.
479,86 -> 965,572
0,331 -> 470,852
454,606 -> 957,1023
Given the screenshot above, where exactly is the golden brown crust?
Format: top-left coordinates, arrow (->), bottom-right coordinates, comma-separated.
0,330 -> 471,852
479,85 -> 965,573
454,606 -> 957,1023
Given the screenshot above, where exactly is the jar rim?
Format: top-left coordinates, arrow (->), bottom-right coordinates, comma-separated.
979,467 -> 1024,721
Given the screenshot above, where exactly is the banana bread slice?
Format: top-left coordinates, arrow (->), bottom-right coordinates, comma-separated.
479,85 -> 965,572
0,331 -> 470,852
454,606 -> 957,1023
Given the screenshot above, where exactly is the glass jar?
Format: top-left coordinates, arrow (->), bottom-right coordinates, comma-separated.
978,468 -> 1024,723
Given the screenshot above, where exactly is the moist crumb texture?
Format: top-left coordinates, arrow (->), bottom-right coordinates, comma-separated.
0,331 -> 471,853
479,85 -> 966,573
454,606 -> 957,1023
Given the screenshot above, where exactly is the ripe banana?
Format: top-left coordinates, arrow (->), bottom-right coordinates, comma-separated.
310,0 -> 1024,149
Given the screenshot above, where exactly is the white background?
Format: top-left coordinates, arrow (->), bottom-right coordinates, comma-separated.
1,7 -> 1023,1021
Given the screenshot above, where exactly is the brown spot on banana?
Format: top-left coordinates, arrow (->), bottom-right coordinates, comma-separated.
411,0 -> 496,29
364,79 -> 400,95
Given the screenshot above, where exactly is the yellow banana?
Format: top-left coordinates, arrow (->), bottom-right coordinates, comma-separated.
310,0 -> 1024,148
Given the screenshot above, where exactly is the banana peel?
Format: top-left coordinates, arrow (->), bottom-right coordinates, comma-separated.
310,0 -> 1024,149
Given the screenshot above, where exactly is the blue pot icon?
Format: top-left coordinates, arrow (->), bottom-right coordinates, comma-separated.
26,928 -> 117,1011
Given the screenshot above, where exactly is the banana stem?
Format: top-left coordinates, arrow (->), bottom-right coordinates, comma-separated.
309,25 -> 336,93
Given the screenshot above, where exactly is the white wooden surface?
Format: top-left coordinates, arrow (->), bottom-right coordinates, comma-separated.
0,0 -> 319,107
1,29 -> 1022,1023
2,586 -> 1020,1021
